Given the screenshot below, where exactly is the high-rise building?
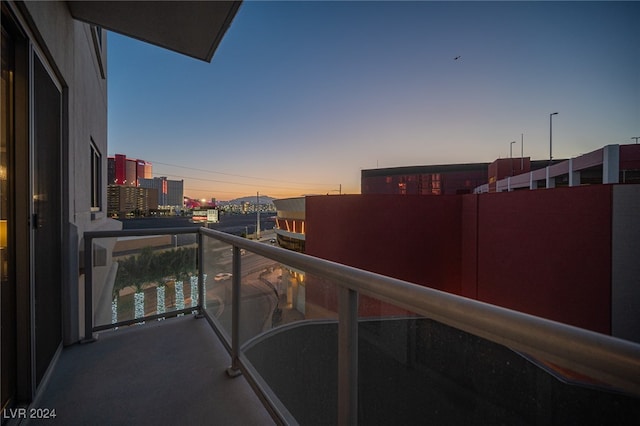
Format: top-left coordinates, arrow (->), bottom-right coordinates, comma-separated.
107,185 -> 158,217
137,159 -> 153,180
107,154 -> 152,186
139,176 -> 184,208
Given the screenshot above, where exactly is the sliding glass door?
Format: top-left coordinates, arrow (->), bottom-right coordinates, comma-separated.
1,7 -> 63,407
32,53 -> 62,388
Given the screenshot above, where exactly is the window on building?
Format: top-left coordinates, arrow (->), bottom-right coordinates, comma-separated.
93,25 -> 103,49
90,25 -> 105,79
398,182 -> 407,195
90,140 -> 101,212
431,173 -> 441,195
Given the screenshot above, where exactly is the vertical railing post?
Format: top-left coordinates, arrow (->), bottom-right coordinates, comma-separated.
338,286 -> 358,425
81,235 -> 96,343
196,231 -> 205,318
226,245 -> 242,377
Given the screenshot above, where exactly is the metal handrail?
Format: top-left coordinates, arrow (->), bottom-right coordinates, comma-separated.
198,227 -> 640,397
83,227 -> 640,423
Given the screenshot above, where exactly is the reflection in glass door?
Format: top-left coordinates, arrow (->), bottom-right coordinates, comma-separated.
1,25 -> 16,412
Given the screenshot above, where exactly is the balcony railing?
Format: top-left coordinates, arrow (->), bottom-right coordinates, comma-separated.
83,227 -> 640,425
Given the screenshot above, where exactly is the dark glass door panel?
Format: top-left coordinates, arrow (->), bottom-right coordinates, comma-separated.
32,55 -> 62,387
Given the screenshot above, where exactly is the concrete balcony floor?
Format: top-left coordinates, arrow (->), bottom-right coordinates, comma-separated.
29,315 -> 275,425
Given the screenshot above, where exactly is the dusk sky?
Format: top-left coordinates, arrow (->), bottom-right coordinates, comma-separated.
107,1 -> 640,201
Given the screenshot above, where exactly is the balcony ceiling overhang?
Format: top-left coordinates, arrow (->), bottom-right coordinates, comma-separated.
67,1 -> 242,62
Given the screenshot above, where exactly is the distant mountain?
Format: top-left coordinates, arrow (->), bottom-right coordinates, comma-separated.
224,195 -> 276,204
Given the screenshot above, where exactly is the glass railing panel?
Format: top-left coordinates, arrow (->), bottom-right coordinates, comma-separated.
356,299 -> 640,425
201,236 -> 234,337
237,251 -> 340,345
240,262 -> 340,425
237,251 -> 302,345
92,234 -> 198,328
241,257 -> 273,344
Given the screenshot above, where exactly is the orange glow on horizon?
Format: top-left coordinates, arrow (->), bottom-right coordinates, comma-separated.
183,185 -> 360,202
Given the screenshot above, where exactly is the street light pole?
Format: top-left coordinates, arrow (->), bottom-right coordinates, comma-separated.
632,137 -> 640,144
256,191 -> 260,240
520,133 -> 524,171
549,112 -> 558,167
510,141 -> 516,176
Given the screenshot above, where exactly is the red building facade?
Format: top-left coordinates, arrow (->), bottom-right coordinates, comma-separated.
108,154 -> 152,186
361,163 -> 490,195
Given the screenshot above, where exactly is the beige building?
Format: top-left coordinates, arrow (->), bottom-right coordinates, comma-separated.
107,185 -> 159,217
274,197 -> 306,252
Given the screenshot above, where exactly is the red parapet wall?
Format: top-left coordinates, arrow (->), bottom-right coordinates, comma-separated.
306,194 -> 463,317
306,186 -> 613,334
471,186 -> 612,334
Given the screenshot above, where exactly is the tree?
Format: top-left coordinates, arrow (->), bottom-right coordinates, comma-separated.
112,245 -> 199,320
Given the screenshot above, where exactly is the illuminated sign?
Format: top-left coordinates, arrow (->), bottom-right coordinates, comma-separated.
207,209 -> 219,223
192,209 -> 219,223
192,210 -> 207,223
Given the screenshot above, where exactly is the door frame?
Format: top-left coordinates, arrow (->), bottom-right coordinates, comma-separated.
1,1 -> 67,404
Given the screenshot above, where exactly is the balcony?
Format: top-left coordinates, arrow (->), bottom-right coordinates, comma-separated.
30,315 -> 273,425
31,227 -> 640,424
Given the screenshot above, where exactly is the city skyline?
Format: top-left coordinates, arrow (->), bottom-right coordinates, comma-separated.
107,1 -> 639,200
